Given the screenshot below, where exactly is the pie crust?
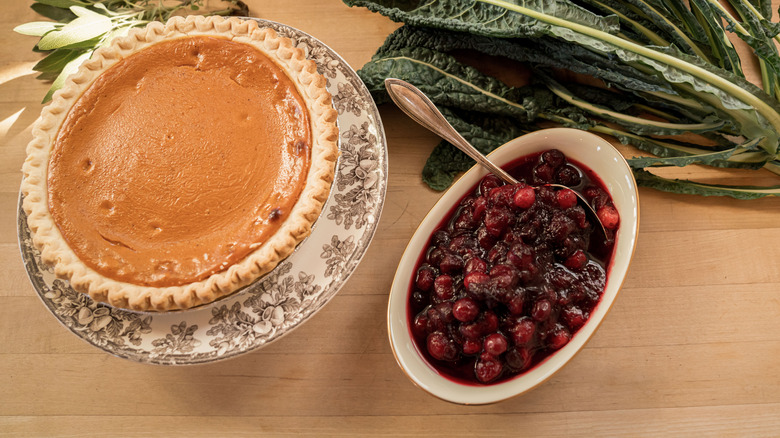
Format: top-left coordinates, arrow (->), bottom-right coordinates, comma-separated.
22,16 -> 339,312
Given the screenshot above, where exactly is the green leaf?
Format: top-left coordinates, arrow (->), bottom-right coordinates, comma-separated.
538,71 -> 727,135
626,137 -> 765,168
42,51 -> 91,103
32,48 -> 85,72
633,168 -> 780,198
376,26 -> 678,96
344,0 -> 621,38
14,21 -> 60,36
69,5 -> 105,18
36,12 -> 111,50
35,0 -> 86,7
31,3 -> 77,22
359,46 -> 552,121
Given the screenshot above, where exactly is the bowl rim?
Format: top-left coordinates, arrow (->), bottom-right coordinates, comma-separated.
386,127 -> 640,405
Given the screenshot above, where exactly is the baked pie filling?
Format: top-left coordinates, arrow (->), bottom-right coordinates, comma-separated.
22,16 -> 339,311
48,36 -> 312,287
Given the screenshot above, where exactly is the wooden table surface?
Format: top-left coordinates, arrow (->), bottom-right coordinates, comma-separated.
2,1 -> 779,436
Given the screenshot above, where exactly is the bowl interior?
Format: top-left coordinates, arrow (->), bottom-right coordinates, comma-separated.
387,128 -> 639,405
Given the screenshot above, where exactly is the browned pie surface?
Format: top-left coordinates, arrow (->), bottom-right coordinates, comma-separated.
47,35 -> 312,287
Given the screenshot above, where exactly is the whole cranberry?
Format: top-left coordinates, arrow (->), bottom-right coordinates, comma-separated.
427,331 -> 458,361
431,230 -> 451,247
484,333 -> 508,356
488,185 -> 516,207
546,325 -> 571,350
555,164 -> 581,186
464,271 -> 490,292
475,353 -> 503,383
556,188 -> 578,209
479,174 -> 502,195
564,249 -> 587,270
512,186 -> 536,209
464,257 -> 488,274
433,275 -> 454,301
532,299 -> 552,321
507,317 -> 536,345
597,205 -> 620,229
583,185 -> 604,201
541,149 -> 565,169
459,322 -> 482,340
462,339 -> 482,355
561,305 -> 587,331
533,163 -> 555,184
453,297 -> 480,322
427,247 -> 445,266
489,264 -> 519,289
415,266 -> 436,291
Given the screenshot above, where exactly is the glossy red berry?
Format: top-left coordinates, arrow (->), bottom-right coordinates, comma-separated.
452,297 -> 480,322
433,275 -> 454,301
597,205 -> 620,229
484,333 -> 508,356
475,353 -> 503,383
513,186 -> 536,209
507,317 -> 536,345
546,325 -> 571,350
427,331 -> 458,361
557,188 -> 577,209
564,249 -> 587,270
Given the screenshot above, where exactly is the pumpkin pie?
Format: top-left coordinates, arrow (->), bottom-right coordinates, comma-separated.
22,16 -> 339,311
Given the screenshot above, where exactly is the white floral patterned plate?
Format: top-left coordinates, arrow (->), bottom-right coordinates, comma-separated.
17,18 -> 387,365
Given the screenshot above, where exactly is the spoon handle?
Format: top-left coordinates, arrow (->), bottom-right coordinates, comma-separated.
384,78 -> 518,185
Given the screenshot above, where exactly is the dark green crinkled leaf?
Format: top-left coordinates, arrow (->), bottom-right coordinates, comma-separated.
375,25 -> 679,96
343,0 -> 620,38
359,46 -> 553,121
345,0 -> 780,197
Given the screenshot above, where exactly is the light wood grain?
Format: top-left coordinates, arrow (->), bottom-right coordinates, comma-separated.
1,1 -> 779,436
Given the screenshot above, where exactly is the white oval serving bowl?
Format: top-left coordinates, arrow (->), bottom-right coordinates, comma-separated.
387,127 -> 640,405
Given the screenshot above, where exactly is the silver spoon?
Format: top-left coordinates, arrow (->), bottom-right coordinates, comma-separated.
384,78 -> 607,235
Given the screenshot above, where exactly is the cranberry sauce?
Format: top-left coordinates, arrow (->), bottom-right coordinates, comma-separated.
408,149 -> 620,385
